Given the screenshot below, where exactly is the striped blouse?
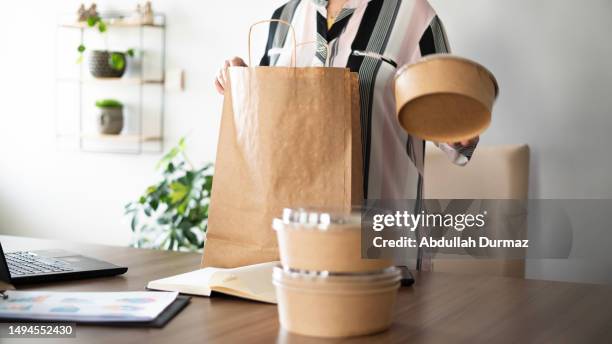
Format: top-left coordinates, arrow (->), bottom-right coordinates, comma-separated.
260,0 -> 478,200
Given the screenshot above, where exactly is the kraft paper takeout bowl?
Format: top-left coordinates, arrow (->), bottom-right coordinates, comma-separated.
273,209 -> 393,273
394,54 -> 499,142
273,266 -> 401,338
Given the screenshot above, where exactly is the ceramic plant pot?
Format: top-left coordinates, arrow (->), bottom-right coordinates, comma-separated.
97,106 -> 124,135
89,50 -> 126,78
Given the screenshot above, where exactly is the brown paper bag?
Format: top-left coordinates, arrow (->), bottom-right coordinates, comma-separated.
202,62 -> 362,268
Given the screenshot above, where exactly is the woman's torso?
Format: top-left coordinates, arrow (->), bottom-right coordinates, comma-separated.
262,0 -> 438,200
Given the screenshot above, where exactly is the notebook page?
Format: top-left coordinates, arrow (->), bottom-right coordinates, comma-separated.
209,261 -> 277,304
147,268 -> 220,296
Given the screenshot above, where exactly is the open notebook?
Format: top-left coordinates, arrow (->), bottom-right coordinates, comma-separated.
147,262 -> 277,304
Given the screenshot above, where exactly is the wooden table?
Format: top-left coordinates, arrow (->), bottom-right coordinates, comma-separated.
2,235 -> 612,344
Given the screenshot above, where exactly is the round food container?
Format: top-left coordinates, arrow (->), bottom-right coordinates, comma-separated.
273,208 -> 393,273
394,54 -> 499,143
274,266 -> 401,338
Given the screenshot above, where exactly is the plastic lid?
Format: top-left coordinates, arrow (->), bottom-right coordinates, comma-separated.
272,208 -> 361,231
273,265 -> 401,283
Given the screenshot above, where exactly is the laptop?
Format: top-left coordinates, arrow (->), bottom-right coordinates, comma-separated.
0,241 -> 127,285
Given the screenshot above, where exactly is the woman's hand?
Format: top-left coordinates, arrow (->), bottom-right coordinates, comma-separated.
448,136 -> 479,147
214,57 -> 248,95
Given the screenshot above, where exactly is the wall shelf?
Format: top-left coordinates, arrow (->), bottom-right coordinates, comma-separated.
55,12 -> 167,155
60,21 -> 165,29
80,134 -> 162,143
57,77 -> 165,85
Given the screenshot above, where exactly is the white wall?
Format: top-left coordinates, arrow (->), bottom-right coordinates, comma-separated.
0,0 -> 283,245
1,1 -> 611,283
430,0 -> 612,199
429,0 -> 612,284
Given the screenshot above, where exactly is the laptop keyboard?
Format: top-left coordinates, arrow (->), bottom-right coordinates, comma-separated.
6,251 -> 74,277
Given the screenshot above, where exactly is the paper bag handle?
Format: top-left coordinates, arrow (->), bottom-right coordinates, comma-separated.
248,19 -> 297,67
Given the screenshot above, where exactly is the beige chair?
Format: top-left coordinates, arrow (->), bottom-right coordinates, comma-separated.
424,144 -> 530,278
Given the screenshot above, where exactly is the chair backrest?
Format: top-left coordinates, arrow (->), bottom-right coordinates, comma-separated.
424,144 -> 530,278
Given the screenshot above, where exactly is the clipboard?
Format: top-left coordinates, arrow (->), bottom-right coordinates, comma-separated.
0,295 -> 191,328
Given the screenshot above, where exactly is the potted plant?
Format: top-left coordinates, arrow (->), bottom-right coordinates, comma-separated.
125,138 -> 214,252
77,15 -> 135,78
95,99 -> 124,135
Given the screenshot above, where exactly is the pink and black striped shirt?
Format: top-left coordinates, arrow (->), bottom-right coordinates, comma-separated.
260,0 -> 478,201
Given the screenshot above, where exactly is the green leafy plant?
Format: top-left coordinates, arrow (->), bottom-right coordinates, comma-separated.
95,99 -> 123,108
125,138 -> 214,252
109,49 -> 134,70
87,15 -> 107,33
76,15 -> 135,70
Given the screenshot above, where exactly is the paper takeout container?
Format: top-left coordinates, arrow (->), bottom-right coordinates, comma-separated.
273,266 -> 401,338
273,209 -> 393,273
394,54 -> 499,142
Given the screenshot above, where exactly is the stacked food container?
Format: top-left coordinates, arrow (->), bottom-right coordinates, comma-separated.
272,208 -> 401,338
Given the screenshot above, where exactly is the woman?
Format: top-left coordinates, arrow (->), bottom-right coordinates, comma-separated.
215,0 -> 480,272
215,0 -> 478,201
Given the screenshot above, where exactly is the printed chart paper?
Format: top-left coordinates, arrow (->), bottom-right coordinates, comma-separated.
0,291 -> 178,322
